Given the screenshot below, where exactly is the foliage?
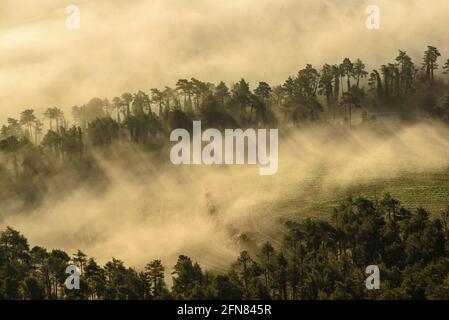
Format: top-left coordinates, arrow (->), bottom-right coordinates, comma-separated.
0,195 -> 448,300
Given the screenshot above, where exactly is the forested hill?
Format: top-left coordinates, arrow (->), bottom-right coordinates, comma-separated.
1,46 -> 449,211
2,45 -> 449,148
1,46 -> 449,300
0,195 -> 448,300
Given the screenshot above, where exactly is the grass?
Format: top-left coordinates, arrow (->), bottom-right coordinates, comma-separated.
270,168 -> 449,222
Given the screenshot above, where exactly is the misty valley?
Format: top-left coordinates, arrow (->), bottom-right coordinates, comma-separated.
1,43 -> 449,300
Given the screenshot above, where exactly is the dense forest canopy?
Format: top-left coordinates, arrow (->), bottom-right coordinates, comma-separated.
1,194 -> 448,300
3,46 -> 449,143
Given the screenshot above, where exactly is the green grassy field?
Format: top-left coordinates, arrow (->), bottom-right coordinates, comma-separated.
270,167 -> 449,222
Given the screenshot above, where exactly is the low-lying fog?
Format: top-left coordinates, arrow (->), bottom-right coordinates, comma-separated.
2,120 -> 449,273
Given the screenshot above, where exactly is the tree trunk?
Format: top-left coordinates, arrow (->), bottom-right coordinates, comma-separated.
349,105 -> 352,128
